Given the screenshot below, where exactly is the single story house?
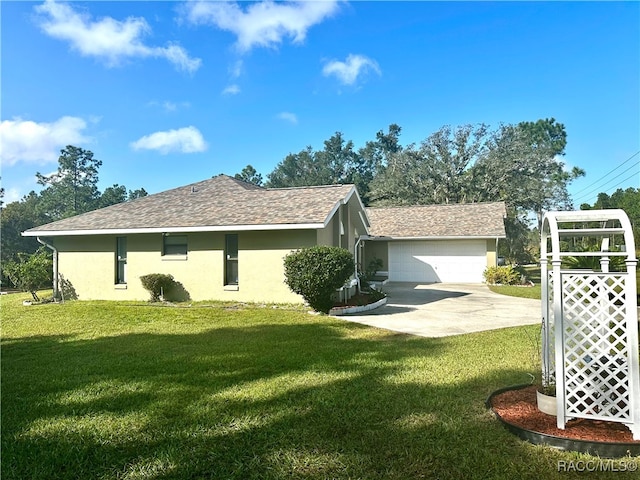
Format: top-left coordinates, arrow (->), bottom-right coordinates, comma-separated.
23,174 -> 506,303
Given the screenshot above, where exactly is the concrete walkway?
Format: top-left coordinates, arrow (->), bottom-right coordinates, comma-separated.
336,282 -> 541,338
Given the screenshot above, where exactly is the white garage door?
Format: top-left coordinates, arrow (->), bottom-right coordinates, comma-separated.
389,240 -> 487,283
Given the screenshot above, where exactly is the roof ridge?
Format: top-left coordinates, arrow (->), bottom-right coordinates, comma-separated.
267,183 -> 354,191
367,201 -> 505,210
213,173 -> 265,189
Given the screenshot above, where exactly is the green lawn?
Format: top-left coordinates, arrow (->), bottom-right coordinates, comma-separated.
489,265 -> 640,302
2,292 -> 637,480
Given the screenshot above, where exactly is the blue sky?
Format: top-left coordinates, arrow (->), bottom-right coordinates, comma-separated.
2,1 -> 639,207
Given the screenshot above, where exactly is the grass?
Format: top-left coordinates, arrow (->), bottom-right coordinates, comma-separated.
2,291 -> 638,479
489,266 -> 542,300
489,265 -> 640,302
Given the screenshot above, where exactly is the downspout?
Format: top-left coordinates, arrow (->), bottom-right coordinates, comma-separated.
354,235 -> 363,291
37,236 -> 58,299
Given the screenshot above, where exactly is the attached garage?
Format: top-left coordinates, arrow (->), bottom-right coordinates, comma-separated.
389,239 -> 488,283
364,202 -> 506,284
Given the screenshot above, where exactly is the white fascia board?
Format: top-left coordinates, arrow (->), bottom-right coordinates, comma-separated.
22,223 -> 325,237
357,211 -> 370,234
323,201 -> 342,228
326,186 -> 370,235
364,235 -> 506,241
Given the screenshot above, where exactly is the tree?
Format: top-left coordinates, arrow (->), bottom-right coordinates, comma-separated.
369,124 -> 490,205
1,192 -> 49,268
3,248 -> 53,301
355,124 -> 402,203
471,120 -> 583,229
234,165 -> 263,186
128,188 -> 148,200
581,187 -> 640,245
36,145 -> 103,220
96,184 -> 147,208
267,133 -> 359,188
266,146 -> 324,187
98,184 -> 127,208
266,126 -> 402,202
283,246 -> 354,313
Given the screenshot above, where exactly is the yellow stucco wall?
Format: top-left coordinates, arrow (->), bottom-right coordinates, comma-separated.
316,217 -> 335,246
54,230 -> 317,303
486,238 -> 498,267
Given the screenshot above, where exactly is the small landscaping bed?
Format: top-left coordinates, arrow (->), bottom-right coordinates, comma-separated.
333,291 -> 385,308
330,290 -> 387,315
489,385 -> 640,457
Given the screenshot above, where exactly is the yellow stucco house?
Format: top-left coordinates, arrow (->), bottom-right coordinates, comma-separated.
23,174 -> 506,303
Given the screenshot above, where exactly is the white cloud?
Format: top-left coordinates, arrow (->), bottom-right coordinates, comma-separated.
0,116 -> 90,167
183,0 -> 340,52
229,59 -> 244,78
322,54 -> 381,86
130,126 -> 207,154
35,0 -> 201,73
3,188 -> 22,204
222,84 -> 241,95
276,112 -> 298,125
147,100 -> 191,112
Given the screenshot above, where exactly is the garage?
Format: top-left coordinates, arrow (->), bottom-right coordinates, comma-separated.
365,202 -> 506,284
388,239 -> 487,283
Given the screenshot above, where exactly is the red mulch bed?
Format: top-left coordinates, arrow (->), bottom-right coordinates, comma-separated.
333,292 -> 382,308
491,385 -> 639,443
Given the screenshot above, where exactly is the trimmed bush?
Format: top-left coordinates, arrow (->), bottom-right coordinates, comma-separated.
483,265 -> 521,285
140,273 -> 176,302
284,246 -> 354,314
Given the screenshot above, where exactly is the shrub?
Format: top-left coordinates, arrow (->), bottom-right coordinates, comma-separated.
284,246 -> 354,313
3,247 -> 53,301
359,256 -> 383,291
140,273 -> 176,302
483,265 -> 521,285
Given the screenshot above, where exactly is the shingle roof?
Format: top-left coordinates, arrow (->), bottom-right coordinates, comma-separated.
366,202 -> 506,238
25,175 -> 358,235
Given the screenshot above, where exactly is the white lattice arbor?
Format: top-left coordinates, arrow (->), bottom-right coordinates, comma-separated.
541,209 -> 640,439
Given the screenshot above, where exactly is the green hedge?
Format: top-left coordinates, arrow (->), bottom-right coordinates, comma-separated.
284,246 -> 354,314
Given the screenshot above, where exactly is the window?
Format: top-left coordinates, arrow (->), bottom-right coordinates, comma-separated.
116,237 -> 127,284
163,234 -> 187,256
225,234 -> 238,285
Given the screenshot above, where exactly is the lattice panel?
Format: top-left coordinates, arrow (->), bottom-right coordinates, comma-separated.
560,273 -> 631,422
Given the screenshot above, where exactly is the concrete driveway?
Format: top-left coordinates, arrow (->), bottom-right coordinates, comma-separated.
337,282 -> 540,337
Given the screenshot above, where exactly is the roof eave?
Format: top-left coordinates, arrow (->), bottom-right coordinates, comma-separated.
23,222 -> 327,237
364,234 -> 506,241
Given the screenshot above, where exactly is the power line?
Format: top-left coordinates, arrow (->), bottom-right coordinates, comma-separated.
601,171 -> 640,195
571,150 -> 639,196
573,159 -> 639,203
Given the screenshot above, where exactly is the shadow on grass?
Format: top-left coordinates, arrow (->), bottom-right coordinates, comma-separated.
1,321 -> 575,479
